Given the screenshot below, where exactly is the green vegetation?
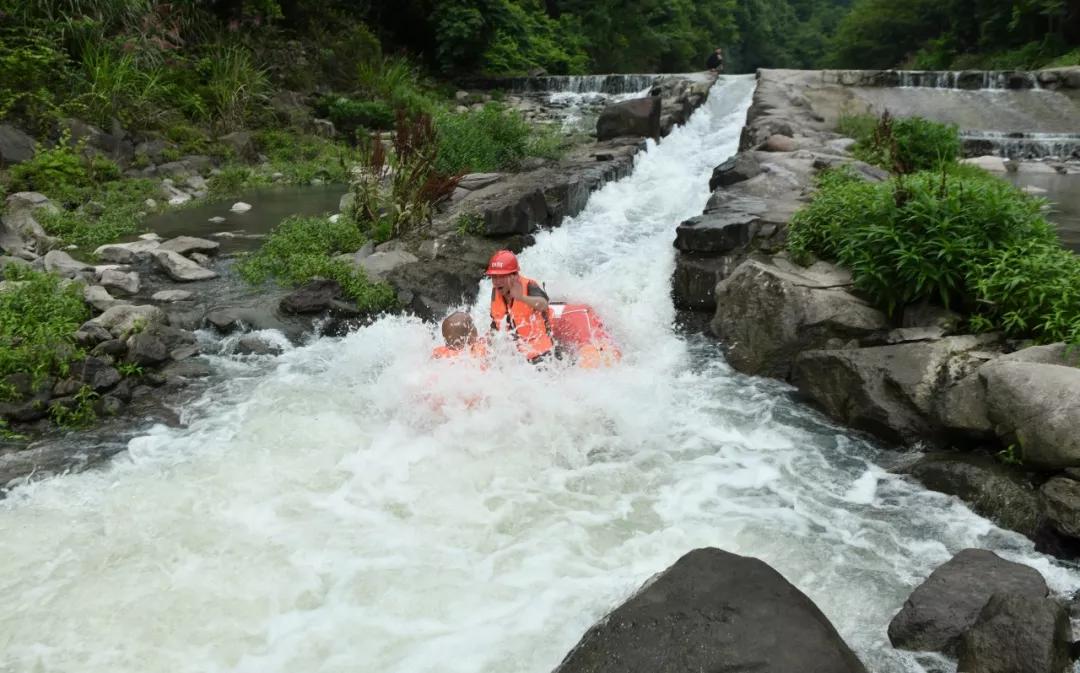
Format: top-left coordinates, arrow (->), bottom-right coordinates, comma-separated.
237,215 -> 397,312
837,113 -> 961,174
789,163 -> 1080,345
49,386 -> 100,428
0,266 -> 90,397
435,104 -> 536,174
38,179 -> 164,250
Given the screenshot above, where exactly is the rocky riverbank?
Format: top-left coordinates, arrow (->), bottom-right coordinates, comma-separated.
676,68 -> 1080,560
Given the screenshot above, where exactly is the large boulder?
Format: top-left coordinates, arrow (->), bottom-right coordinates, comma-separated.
0,124 -> 36,164
552,548 -> 867,673
709,153 -> 762,191
83,285 -> 123,312
279,279 -> 343,314
596,96 -> 662,142
957,593 -> 1073,673
99,269 -> 140,296
0,192 -> 59,257
87,304 -> 166,338
792,335 -> 999,445
711,258 -> 888,378
482,188 -> 548,236
673,211 -> 756,254
888,549 -> 1048,654
905,453 -> 1043,539
94,239 -> 161,264
154,250 -> 218,282
159,236 -> 220,256
981,362 -> 1080,469
672,254 -> 741,311
43,250 -> 92,278
1039,477 -> 1080,539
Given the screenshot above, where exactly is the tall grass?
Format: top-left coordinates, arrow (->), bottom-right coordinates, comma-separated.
202,45 -> 270,131
79,44 -> 171,127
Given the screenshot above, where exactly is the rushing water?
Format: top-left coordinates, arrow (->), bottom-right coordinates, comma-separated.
2,76 -> 1079,673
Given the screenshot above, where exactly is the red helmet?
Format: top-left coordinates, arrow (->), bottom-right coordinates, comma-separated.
486,250 -> 519,276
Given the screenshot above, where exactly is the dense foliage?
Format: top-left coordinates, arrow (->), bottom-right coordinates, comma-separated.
828,0 -> 1080,70
789,166 -> 1080,344
837,113 -> 961,174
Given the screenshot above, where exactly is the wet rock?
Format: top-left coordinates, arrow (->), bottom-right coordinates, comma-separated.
235,334 -> 284,356
793,336 -> 999,445
43,250 -> 91,278
125,332 -> 170,366
73,323 -> 113,347
355,250 -> 419,282
280,279 -> 342,314
159,236 -> 220,256
205,308 -> 248,333
458,173 -> 504,191
957,593 -> 1072,673
91,339 -> 127,359
672,254 -> 742,311
0,397 -> 49,423
110,379 -> 133,402
83,285 -> 122,312
88,304 -> 166,338
674,211 -> 756,254
712,258 -> 888,379
161,358 -> 212,380
761,134 -> 797,152
936,374 -> 994,438
52,377 -> 85,398
144,323 -> 196,351
906,453 -> 1043,538
208,216 -> 226,224
888,548 -> 1048,654
151,289 -> 193,302
170,345 -> 198,361
95,395 -> 124,417
230,202 -> 252,213
596,96 -> 661,141
552,547 -> 867,673
154,250 -> 218,281
482,188 -> 548,236
709,153 -> 762,191
70,357 -> 122,392
160,181 -> 192,206
190,252 -> 212,267
1039,477 -> 1080,539
94,239 -> 161,264
0,124 -> 35,164
981,362 -> 1080,469
99,269 -> 140,295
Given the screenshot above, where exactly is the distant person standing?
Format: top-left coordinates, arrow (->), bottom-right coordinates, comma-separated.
706,48 -> 724,73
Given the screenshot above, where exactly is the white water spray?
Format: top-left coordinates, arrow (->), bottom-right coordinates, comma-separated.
1,76 -> 1077,673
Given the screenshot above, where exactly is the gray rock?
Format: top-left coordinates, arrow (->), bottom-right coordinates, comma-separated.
170,345 -> 198,361
761,134 -> 797,152
356,250 -> 419,282
936,373 -> 994,437
91,339 -> 127,359
99,269 -> 140,295
83,285 -> 122,312
672,254 -> 742,311
673,211 -> 756,254
553,547 -> 867,673
151,289 -> 193,303
208,216 -> 226,224
218,131 -> 255,161
70,357 -> 122,392
999,343 -> 1080,368
0,255 -> 31,271
793,336 -> 998,445
94,239 -> 161,264
87,304 -> 166,338
159,182 -> 192,206
981,362 -> 1080,469
458,173 -> 504,191
712,258 -> 888,379
596,96 -> 661,141
159,236 -> 220,256
125,332 -> 170,366
42,250 -> 91,278
709,153 -> 762,191
826,137 -> 857,154
154,250 -> 218,282
906,453 -> 1043,538
957,593 -> 1073,673
230,202 -> 252,213
0,124 -> 36,164
190,252 -> 212,267
235,334 -> 284,356
73,323 -> 112,347
161,358 -> 212,380
280,279 -> 342,314
888,549 -> 1048,654
1039,477 -> 1080,539
205,308 -> 247,333
482,188 -> 548,236
96,395 -> 124,416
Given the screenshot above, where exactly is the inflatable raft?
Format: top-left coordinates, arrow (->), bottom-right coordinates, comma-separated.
549,303 -> 621,368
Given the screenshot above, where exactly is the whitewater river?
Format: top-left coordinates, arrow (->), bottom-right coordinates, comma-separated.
2,75 -> 1078,673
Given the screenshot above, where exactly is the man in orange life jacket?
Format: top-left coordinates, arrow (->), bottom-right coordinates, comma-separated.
486,250 -> 555,364
432,311 -> 488,361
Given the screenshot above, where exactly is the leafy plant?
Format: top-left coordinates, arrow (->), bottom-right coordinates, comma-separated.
997,443 -> 1023,466
78,43 -> 172,128
844,112 -> 961,174
38,178 -> 162,249
434,103 -> 533,174
49,385 -> 98,428
117,362 -> 144,377
455,212 -> 485,236
327,97 -> 395,137
237,215 -> 397,311
200,45 -> 269,131
9,133 -> 119,203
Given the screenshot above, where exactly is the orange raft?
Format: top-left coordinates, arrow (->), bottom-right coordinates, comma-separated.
549,303 -> 622,369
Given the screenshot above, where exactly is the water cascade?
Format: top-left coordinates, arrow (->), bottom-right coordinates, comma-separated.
1,76 -> 1077,673
961,130 -> 1080,160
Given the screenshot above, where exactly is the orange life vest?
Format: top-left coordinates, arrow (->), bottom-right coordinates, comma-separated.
432,341 -> 488,361
490,275 -> 554,361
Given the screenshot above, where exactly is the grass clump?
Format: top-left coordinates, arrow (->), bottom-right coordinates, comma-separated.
326,97 -> 395,138
37,179 -> 162,250
9,136 -> 121,204
237,215 -> 396,312
788,166 -> 1080,344
435,103 -> 550,174
837,112 -> 961,174
0,265 -> 90,396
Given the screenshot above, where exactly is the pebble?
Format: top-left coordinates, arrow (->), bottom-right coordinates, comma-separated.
230,202 -> 252,213
139,233 -> 163,241
208,216 -> 226,224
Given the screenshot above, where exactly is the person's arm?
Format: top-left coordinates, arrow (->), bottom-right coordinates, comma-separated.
524,281 -> 549,313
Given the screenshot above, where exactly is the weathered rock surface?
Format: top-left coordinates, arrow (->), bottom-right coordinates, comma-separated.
905,453 -> 1043,538
280,279 -> 342,314
1039,477 -> 1080,539
43,250 -> 92,277
552,548 -> 867,673
99,269 -> 140,295
94,239 -> 161,263
793,335 -> 999,445
0,124 -> 36,164
712,258 -> 888,378
1,192 -> 59,257
69,357 -> 122,392
957,593 -> 1073,673
83,285 -> 122,312
709,153 -> 762,190
673,211 -> 756,254
88,304 -> 166,338
151,289 -> 193,302
154,250 -> 218,282
159,236 -> 220,256
888,548 -> 1048,654
125,332 -> 170,366
596,96 -> 661,141
981,362 -> 1080,469
761,134 -> 798,152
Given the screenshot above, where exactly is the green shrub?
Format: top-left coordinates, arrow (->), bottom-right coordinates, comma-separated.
356,55 -> 433,115
37,178 -> 161,249
0,27 -> 71,133
199,45 -> 270,131
435,103 -> 532,174
237,215 -> 396,311
9,137 -> 120,203
78,44 -> 172,128
788,167 -> 1059,318
327,97 -> 395,137
0,265 -> 90,392
841,113 -> 961,174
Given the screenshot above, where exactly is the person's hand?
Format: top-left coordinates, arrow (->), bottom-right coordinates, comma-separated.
507,279 -> 526,301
